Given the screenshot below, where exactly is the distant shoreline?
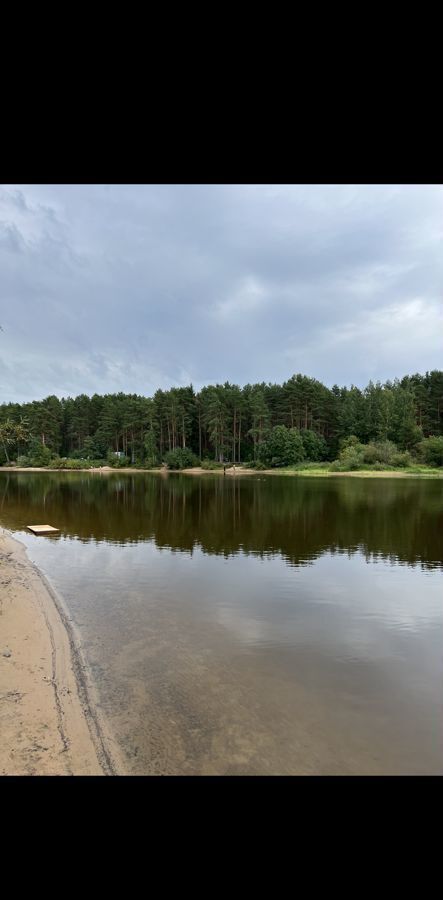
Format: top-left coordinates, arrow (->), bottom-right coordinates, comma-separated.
2,466 -> 442,478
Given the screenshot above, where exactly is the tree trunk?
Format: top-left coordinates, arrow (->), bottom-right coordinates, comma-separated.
198,408 -> 202,460
233,408 -> 236,464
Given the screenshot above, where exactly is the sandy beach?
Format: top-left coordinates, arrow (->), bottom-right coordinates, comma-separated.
5,466 -> 442,478
0,529 -> 123,776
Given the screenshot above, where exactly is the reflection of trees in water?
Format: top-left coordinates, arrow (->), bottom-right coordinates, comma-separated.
1,472 -> 442,569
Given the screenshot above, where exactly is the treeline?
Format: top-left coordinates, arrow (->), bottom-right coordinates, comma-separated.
1,371 -> 443,466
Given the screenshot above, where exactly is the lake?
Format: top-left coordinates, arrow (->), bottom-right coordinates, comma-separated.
1,470 -> 442,774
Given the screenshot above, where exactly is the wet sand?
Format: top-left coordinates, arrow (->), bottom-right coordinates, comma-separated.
0,529 -> 123,776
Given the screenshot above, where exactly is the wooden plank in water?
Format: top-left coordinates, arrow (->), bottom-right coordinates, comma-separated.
27,525 -> 59,534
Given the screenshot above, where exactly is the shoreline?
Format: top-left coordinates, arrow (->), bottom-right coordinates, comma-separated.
2,466 -> 442,479
0,529 -> 124,776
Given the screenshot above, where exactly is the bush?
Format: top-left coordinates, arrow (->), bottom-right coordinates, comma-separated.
339,435 -> 361,451
164,448 -> 199,469
391,451 -> 412,467
133,460 -> 161,469
300,429 -> 328,461
201,458 -> 223,470
17,455 -> 33,467
398,424 -> 423,450
337,443 -> 366,470
417,436 -> 443,467
51,457 -> 83,469
258,426 -> 305,467
69,446 -> 102,461
370,441 -> 398,465
25,439 -> 53,467
362,444 -> 379,464
332,440 -> 414,470
17,440 -> 53,467
107,452 -> 131,468
342,440 -> 399,467
51,458 -> 107,469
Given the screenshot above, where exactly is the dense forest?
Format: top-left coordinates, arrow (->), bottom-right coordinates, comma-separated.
1,371 -> 443,468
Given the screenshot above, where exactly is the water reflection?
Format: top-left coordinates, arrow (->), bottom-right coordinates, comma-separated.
1,471 -> 442,569
1,471 -> 442,774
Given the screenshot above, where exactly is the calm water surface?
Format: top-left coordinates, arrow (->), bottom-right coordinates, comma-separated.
1,471 -> 442,774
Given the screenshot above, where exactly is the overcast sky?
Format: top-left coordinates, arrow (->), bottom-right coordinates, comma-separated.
1,184 -> 442,403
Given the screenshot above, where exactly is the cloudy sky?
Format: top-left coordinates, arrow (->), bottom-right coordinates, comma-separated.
1,184 -> 442,403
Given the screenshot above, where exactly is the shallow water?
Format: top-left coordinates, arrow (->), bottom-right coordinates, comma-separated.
1,471 -> 442,774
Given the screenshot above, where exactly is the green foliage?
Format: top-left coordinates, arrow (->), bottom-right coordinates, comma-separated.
16,455 -> 34,467
0,417 -> 31,463
417,436 -> 443,467
361,444 -> 379,464
258,426 -> 305,467
332,439 -> 412,471
143,430 -> 158,467
2,369 -> 443,470
81,436 -> 100,458
51,458 -> 107,469
339,434 -> 361,451
26,439 -> 52,466
201,459 -> 223,470
164,448 -> 199,469
333,443 -> 366,471
68,449 -> 85,460
391,451 -> 412,467
366,441 -> 398,466
107,452 -> 130,468
300,429 -> 328,461
136,461 -> 161,469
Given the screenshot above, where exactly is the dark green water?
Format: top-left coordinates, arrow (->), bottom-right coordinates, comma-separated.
1,471 -> 442,774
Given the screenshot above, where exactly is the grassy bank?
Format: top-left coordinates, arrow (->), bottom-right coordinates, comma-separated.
257,463 -> 443,477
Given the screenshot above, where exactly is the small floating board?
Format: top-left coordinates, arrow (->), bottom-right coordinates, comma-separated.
27,525 -> 59,535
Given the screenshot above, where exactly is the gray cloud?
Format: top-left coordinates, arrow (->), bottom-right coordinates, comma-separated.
0,184 -> 442,402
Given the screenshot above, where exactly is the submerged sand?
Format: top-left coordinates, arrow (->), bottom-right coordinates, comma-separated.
0,530 -> 123,776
